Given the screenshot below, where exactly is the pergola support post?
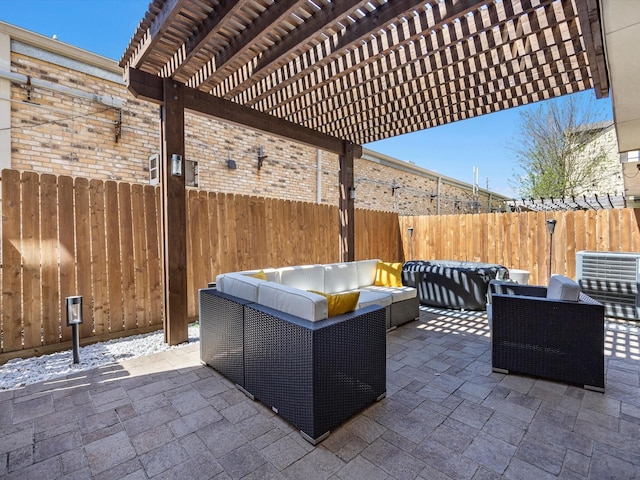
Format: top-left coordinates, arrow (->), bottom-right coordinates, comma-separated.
161,78 -> 188,345
339,142 -> 355,262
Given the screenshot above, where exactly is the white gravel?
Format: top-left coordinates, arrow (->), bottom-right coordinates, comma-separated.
0,323 -> 200,391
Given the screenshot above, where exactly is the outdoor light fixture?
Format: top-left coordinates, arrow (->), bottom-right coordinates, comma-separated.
546,219 -> 557,280
257,146 -> 268,170
171,153 -> 182,176
408,226 -> 414,260
66,296 -> 83,364
227,158 -> 237,170
349,186 -> 356,199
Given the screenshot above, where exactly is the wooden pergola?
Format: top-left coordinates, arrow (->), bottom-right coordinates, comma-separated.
120,0 -> 608,344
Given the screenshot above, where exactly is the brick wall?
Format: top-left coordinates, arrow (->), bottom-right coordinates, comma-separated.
7,44 -> 507,214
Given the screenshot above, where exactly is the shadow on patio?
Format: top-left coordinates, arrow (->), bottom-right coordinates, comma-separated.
1,308 -> 639,479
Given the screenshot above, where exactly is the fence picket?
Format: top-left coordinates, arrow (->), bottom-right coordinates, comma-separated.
90,180 -> 109,336
22,172 -> 42,349
147,185 -> 163,327
119,183 -> 137,331
186,189 -> 199,318
105,181 -> 124,333
41,174 -> 60,344
58,175 -> 76,342
131,184 -> 149,327
2,170 -> 23,352
75,178 -> 93,338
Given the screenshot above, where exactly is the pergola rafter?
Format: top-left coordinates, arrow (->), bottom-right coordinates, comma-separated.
121,0 -> 606,145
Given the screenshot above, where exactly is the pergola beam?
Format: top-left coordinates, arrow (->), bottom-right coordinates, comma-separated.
128,0 -> 190,71
126,67 -> 361,158
575,0 -> 609,98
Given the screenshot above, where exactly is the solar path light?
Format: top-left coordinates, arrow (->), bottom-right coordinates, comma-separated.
66,296 -> 83,364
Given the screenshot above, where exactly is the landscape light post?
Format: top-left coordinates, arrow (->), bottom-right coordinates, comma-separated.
66,296 -> 83,364
546,219 -> 557,281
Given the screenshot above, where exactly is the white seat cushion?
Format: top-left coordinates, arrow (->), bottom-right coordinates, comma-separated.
258,282 -> 328,321
547,274 -> 580,302
362,285 -> 416,303
355,259 -> 380,288
216,272 -> 264,302
357,289 -> 392,309
324,263 -> 359,294
278,265 -> 325,292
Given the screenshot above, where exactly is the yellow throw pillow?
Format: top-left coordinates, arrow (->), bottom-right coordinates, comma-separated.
249,270 -> 267,280
309,290 -> 360,317
374,262 -> 403,287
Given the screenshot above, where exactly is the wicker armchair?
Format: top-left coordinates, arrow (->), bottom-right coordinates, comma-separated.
489,279 -> 605,391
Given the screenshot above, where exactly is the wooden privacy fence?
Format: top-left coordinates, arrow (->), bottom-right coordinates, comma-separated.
0,169 -> 403,359
1,170 -> 164,359
399,209 -> 640,285
184,191 -> 404,318
6,167 -> 637,359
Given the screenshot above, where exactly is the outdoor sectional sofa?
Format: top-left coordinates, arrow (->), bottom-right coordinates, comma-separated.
199,259 -> 419,444
402,260 -> 509,310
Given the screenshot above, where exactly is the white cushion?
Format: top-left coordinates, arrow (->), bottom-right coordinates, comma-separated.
242,268 -> 281,283
362,285 -> 416,303
217,272 -> 264,302
547,274 -> 580,302
278,265 -> 325,292
324,263 -> 359,294
357,289 -> 392,309
355,259 -> 380,288
258,282 -> 328,322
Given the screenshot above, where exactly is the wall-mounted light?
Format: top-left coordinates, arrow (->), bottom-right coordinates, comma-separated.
407,226 -> 414,239
349,186 -> 356,199
171,153 -> 182,176
257,146 -> 268,170
227,159 -> 237,170
66,296 -> 83,364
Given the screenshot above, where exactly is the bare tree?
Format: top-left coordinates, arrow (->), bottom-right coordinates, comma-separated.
510,94 -> 614,198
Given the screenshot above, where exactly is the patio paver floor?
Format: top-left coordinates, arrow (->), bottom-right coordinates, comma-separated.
1,307 -> 639,479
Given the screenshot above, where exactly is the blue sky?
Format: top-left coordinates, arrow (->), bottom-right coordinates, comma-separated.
1,0 -> 613,197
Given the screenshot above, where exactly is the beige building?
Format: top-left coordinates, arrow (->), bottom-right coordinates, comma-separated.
0,21 -> 509,215
572,121 -> 625,197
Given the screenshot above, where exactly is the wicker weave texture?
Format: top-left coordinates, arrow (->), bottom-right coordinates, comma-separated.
390,296 -> 420,328
403,261 -> 507,310
199,289 -> 248,387
244,303 -> 386,441
492,292 -> 605,389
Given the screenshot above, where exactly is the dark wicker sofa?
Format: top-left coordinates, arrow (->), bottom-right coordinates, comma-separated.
199,288 -> 387,444
490,280 -> 605,391
403,260 -> 508,310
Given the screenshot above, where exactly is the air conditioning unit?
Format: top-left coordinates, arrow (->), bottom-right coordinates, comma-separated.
576,251 -> 640,321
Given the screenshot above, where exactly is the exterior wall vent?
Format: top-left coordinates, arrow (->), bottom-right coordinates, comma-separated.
576,251 -> 640,320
